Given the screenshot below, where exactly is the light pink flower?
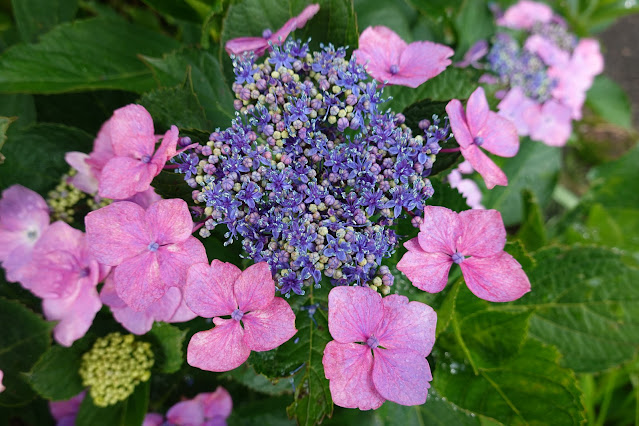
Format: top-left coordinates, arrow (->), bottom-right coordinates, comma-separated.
322,286 -> 436,410
49,391 -> 85,426
19,222 -> 108,346
0,370 -> 4,393
0,185 -> 50,283
497,87 -> 537,136
397,206 -> 531,302
142,413 -> 164,426
455,40 -> 489,68
166,386 -> 233,426
524,34 -> 570,67
524,100 -> 573,147
98,104 -> 178,200
497,0 -> 554,29
354,26 -> 453,88
446,87 -> 519,189
448,169 -> 484,209
225,4 -> 320,56
100,274 -> 195,335
85,198 -> 207,311
185,261 -> 297,372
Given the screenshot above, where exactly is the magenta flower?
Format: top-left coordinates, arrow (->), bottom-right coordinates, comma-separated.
225,4 -> 320,56
50,392 -> 85,426
446,87 -> 519,189
19,222 -> 109,346
166,386 -> 233,426
497,0 -> 553,29
85,198 -> 207,311
0,370 -> 4,393
354,26 -> 453,88
322,286 -> 436,410
97,104 -> 178,200
142,413 -> 164,426
100,274 -> 195,335
185,261 -> 297,372
0,185 -> 50,283
397,206 -> 531,302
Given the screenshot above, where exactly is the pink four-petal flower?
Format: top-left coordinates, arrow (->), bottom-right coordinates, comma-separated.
85,198 -> 207,311
397,206 -> 531,302
166,386 -> 233,426
185,261 -> 297,372
354,26 -> 453,88
322,286 -> 436,410
446,87 -> 519,189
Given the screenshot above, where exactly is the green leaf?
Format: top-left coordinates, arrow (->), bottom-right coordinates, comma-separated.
435,278 -> 462,337
354,0 -> 412,41
0,116 -> 15,164
141,0 -> 203,22
139,82 -> 211,131
434,339 -> 585,425
11,0 -> 79,42
481,141 -> 561,226
295,0 -> 358,49
27,334 -> 93,401
222,364 -> 294,395
145,323 -> 187,374
586,75 -> 633,129
76,379 -> 150,426
585,144 -> 639,210
427,176 -> 470,213
0,298 -> 53,407
0,94 -> 36,131
0,123 -> 93,194
503,240 -> 536,271
516,190 -> 547,252
0,17 -> 180,93
406,0 -> 462,17
512,246 -> 639,372
453,0 -> 495,59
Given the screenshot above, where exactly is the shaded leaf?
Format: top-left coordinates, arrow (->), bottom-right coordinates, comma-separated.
516,190 -> 547,252
586,75 -> 633,129
75,379 -> 150,426
145,323 -> 187,374
11,0 -> 79,42
138,81 -> 211,131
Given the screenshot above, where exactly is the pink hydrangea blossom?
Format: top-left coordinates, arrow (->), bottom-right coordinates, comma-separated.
225,4 -> 320,56
524,100 -> 573,147
185,261 -> 297,372
0,185 -> 50,283
166,386 -> 233,426
448,168 -> 484,209
497,87 -> 537,136
97,104 -> 178,200
322,286 -> 436,410
142,413 -> 164,426
497,0 -> 554,29
49,391 -> 85,426
85,198 -> 207,311
446,87 -> 519,189
0,370 -> 4,393
100,274 -> 195,335
19,222 -> 109,346
397,206 -> 531,302
354,26 -> 453,88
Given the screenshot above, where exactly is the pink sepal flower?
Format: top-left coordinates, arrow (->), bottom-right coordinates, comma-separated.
49,391 -> 85,426
497,0 -> 553,29
100,274 -> 196,335
397,206 -> 531,302
448,168 -> 484,209
354,26 -> 453,88
143,413 -> 164,426
446,87 -> 519,189
0,185 -> 50,283
0,370 -> 4,393
524,100 -> 573,147
322,286 -> 436,410
185,261 -> 297,372
497,87 -> 537,136
225,4 -> 320,56
166,387 -> 233,426
98,104 -> 178,200
85,198 -> 207,312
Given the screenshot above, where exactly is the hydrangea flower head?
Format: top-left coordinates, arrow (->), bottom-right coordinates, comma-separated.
85,198 -> 207,311
497,0 -> 553,29
0,185 -> 50,282
446,87 -> 519,189
354,26 -> 454,88
397,206 -> 531,302
322,286 -> 436,409
185,261 -> 297,372
225,4 -> 320,56
166,386 -> 233,426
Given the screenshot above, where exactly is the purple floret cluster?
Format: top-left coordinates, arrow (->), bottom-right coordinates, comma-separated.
174,38 -> 450,296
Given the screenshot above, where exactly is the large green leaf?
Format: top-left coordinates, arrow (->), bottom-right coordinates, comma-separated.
584,144 -> 639,210
11,0 -> 79,42
585,75 -> 633,129
141,0 -> 203,22
145,323 -> 187,374
354,0 -> 412,41
406,0 -> 462,17
139,83 -> 211,132
453,0 -> 495,59
222,364 -> 294,396
0,17 -> 180,93
0,116 -> 15,164
516,190 -> 547,252
75,379 -> 150,426
0,298 -> 53,407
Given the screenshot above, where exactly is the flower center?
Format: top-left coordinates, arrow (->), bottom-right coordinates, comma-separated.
231,309 -> 244,321
26,229 -> 38,241
79,267 -> 91,278
389,64 -> 400,75
141,154 -> 152,163
452,251 -> 465,264
262,29 -> 273,39
366,335 -> 379,349
148,242 -> 159,252
473,136 -> 484,146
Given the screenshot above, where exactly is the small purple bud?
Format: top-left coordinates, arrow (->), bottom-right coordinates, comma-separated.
141,154 -> 151,163
366,335 -> 379,349
148,242 -> 159,252
231,309 -> 244,321
337,117 -> 349,132
474,136 -> 484,146
452,251 -> 465,264
262,29 -> 273,39
389,64 -> 400,75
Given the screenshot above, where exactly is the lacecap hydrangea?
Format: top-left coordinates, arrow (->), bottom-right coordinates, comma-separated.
174,38 -> 450,297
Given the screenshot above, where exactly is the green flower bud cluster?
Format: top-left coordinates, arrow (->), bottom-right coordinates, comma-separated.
47,169 -> 111,223
79,333 -> 154,407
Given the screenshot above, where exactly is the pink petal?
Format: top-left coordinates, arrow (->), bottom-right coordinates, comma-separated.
0,184 -> 49,233
98,157 -> 158,200
498,0 -> 553,29
457,209 -> 506,257
466,87 -> 489,136
145,198 -> 194,245
460,252 -> 531,302
185,261 -> 239,318
151,126 -> 179,169
166,400 -> 204,426
375,294 -> 437,356
372,348 -> 431,406
127,187 -> 162,209
233,262 -> 275,312
524,35 -> 570,67
110,305 -> 155,335
168,292 -> 198,323
143,413 -> 164,426
225,37 -> 269,56
187,319 -> 251,372
526,100 -> 572,147
0,370 -> 3,393
109,104 -> 156,158
397,242 -> 452,293
49,392 -> 85,421
86,120 -> 115,174
445,99 -> 473,148
242,297 -> 297,351
355,26 -> 406,84
293,4 -> 320,28
157,238 -> 207,289
114,251 -> 165,312
322,341 -> 384,410
85,201 -> 148,266
573,38 -> 603,77
394,41 -> 453,88
327,286 -> 384,344
66,152 -> 98,194
417,206 -> 460,255
476,112 -> 519,158
497,87 -> 536,135
460,145 -> 508,189
197,386 -> 233,420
